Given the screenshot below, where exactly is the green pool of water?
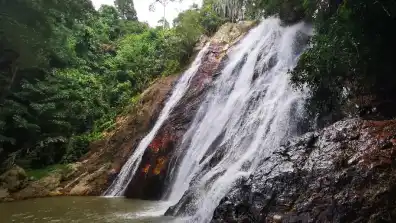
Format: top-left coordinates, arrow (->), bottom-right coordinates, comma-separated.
0,196 -> 178,223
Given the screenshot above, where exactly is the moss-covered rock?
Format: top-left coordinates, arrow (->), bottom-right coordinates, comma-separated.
0,165 -> 27,192
211,21 -> 258,45
12,172 -> 62,200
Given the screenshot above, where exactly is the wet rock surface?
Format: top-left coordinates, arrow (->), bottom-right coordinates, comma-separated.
124,42 -> 227,200
212,119 -> 396,223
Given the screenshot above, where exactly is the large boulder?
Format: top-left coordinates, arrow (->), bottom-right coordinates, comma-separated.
211,21 -> 258,45
0,165 -> 27,192
68,163 -> 110,195
211,119 -> 396,222
12,172 -> 62,200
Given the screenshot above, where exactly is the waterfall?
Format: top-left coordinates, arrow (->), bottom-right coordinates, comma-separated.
165,18 -> 312,222
104,44 -> 209,196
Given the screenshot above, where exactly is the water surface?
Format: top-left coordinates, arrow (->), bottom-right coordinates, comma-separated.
0,197 -> 176,223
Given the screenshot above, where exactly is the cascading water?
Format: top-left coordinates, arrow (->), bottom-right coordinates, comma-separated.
104,44 -> 209,196
165,18 -> 312,222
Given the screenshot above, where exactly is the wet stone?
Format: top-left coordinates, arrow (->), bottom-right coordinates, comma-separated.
211,119 -> 396,223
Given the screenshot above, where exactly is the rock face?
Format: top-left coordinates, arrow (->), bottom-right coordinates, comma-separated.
13,172 -> 62,200
67,163 -> 110,195
212,119 -> 396,223
211,21 -> 258,44
123,21 -> 258,200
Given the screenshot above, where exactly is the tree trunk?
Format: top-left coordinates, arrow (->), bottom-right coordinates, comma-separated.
163,4 -> 166,29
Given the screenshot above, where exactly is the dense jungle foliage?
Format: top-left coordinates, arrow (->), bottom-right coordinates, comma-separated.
0,0 -> 226,170
214,0 -> 396,123
290,0 -> 396,123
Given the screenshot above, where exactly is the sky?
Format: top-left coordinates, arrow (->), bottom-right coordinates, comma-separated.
92,0 -> 202,27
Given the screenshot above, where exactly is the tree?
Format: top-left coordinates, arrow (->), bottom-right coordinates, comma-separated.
150,0 -> 173,29
200,1 -> 227,35
211,0 -> 245,22
0,0 -> 51,105
114,0 -> 138,21
0,0 -> 226,171
174,8 -> 203,46
290,0 -> 396,121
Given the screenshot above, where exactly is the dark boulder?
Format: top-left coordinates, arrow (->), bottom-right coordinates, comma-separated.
212,119 -> 396,222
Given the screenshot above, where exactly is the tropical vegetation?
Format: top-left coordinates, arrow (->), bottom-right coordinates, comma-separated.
0,0 -> 226,170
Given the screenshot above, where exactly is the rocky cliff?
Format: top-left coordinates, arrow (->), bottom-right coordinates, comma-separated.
212,119 -> 396,223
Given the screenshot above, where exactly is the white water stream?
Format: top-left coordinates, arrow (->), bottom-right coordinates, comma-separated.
104,45 -> 209,196
165,18 -> 311,222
